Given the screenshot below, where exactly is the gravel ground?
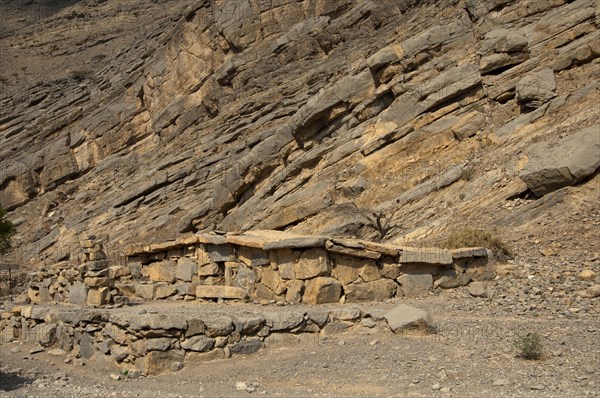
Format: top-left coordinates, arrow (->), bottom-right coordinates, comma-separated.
1,284 -> 598,398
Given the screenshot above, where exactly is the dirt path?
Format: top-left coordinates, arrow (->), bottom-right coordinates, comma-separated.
1,294 -> 598,398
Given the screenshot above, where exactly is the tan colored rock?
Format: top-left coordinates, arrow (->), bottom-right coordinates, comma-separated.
175,257 -> 197,282
87,287 -> 110,306
261,266 -> 286,295
197,262 -> 221,277
135,284 -> 156,300
109,265 -> 131,278
359,262 -> 381,282
285,280 -> 304,303
84,277 -> 112,288
399,248 -> 453,265
578,269 -> 596,281
397,274 -> 433,297
331,254 -> 362,285
588,284 -> 600,298
143,350 -> 185,375
380,258 -> 401,279
148,261 -> 176,283
293,248 -> 330,279
345,279 -> 396,302
195,285 -> 248,300
303,277 -> 341,304
155,285 -> 177,299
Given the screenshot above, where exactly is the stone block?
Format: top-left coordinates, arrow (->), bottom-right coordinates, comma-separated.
344,279 -> 396,302
181,335 -> 214,352
85,260 -> 109,271
143,350 -> 185,375
135,284 -> 156,300
303,277 -> 341,304
195,285 -> 248,300
261,266 -> 286,295
397,274 -> 433,297
148,261 -> 176,283
285,280 -> 304,303
236,246 -> 270,266
109,265 -> 131,278
229,340 -> 262,355
132,338 -> 173,356
155,285 -> 177,299
294,248 -> 330,279
69,281 -> 88,305
399,248 -> 452,265
84,277 -> 112,288
197,262 -> 221,276
234,264 -> 256,292
176,257 -> 197,282
205,244 -> 236,262
87,287 -> 110,306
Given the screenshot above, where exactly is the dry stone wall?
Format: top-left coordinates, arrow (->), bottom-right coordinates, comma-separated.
0,302 -> 435,376
27,236 -> 130,307
120,230 -> 491,305
26,230 -> 491,307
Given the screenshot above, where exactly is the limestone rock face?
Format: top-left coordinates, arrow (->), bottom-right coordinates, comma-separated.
520,125 -> 600,197
0,0 -> 598,270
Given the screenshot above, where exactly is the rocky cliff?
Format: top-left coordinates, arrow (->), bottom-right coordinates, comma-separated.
1,0 -> 599,268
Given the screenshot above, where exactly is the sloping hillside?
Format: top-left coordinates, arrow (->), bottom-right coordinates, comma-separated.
1,0 -> 599,269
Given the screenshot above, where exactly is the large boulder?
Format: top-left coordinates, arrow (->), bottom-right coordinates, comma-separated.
384,304 -> 436,334
519,125 -> 600,197
302,277 -> 341,304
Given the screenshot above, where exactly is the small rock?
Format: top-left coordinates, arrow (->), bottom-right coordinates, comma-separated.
468,282 -> 487,297
109,373 -> 122,381
360,318 -> 376,328
10,347 -> 19,354
48,348 -> 66,357
127,369 -> 141,379
578,270 -> 596,281
171,361 -> 183,372
493,378 -> 510,386
432,383 -> 441,390
29,347 -> 44,354
530,384 -> 545,390
588,285 -> 600,298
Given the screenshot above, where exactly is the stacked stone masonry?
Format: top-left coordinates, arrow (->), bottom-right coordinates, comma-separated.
121,231 -> 491,305
28,231 -> 491,306
0,303 -> 435,375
